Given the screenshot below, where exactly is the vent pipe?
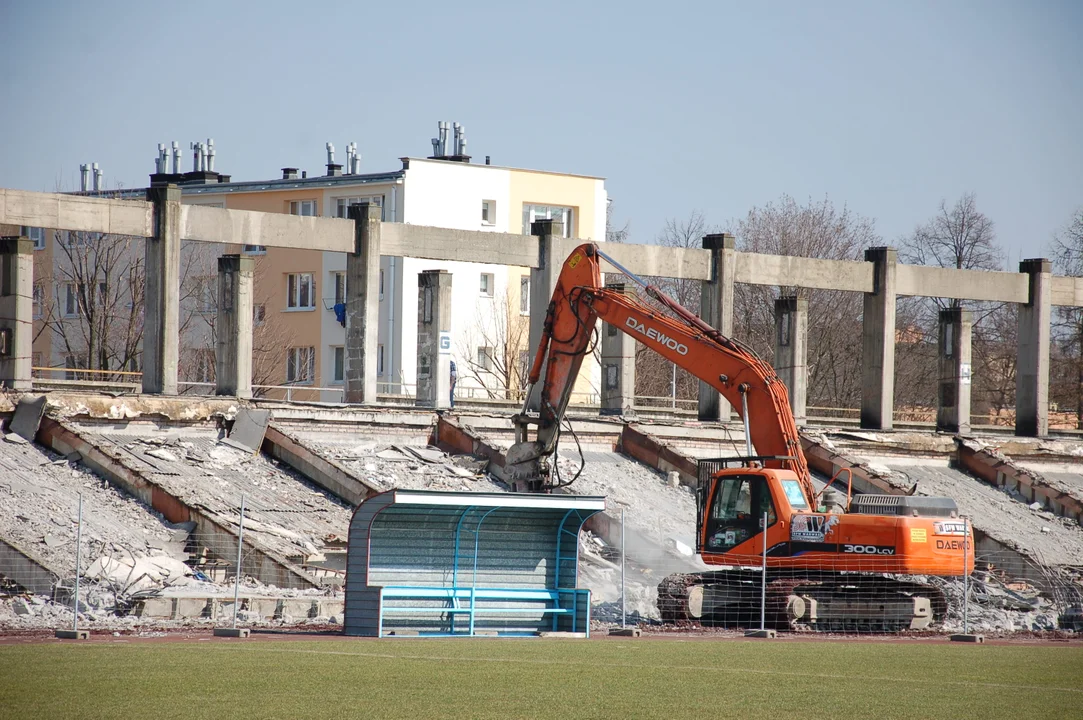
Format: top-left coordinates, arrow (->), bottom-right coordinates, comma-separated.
206,138 -> 215,172
92,163 -> 102,191
171,141 -> 181,174
485,155 -> 491,165
438,121 -> 448,156
452,122 -> 461,155
191,142 -> 201,171
326,142 -> 335,165
79,164 -> 90,191
431,137 -> 439,157
156,144 -> 167,174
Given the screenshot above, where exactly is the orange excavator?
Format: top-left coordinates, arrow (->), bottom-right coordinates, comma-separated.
508,243 -> 974,631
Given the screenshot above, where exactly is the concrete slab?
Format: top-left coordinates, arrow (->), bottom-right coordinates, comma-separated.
9,395 -> 45,442
744,629 -> 777,638
225,408 -> 271,454
54,629 -> 90,640
213,627 -> 250,638
608,627 -> 641,637
949,634 -> 984,643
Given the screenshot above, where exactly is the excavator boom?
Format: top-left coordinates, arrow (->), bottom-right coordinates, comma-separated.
510,243 -> 810,497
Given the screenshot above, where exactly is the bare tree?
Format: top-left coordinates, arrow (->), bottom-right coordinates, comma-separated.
456,291 -> 531,400
1050,209 -> 1083,427
898,193 -> 1010,419
732,195 -> 878,411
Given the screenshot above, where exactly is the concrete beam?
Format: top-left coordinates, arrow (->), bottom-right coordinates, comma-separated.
774,295 -> 807,425
618,424 -> 698,487
216,255 -> 254,398
1016,258 -> 1052,437
937,308 -> 972,434
0,237 -> 33,390
735,252 -> 873,293
0,537 -> 57,596
262,424 -> 380,506
181,204 -> 353,253
590,240 -> 711,281
0,188 -> 153,237
143,185 -> 181,395
381,223 -> 537,267
1051,275 -> 1083,307
527,220 -> 564,412
415,270 -> 453,410
600,283 -> 636,415
800,434 -> 904,496
860,247 -> 897,430
897,265 -> 1029,304
698,234 -> 735,422
37,418 -> 320,589
345,203 -> 381,404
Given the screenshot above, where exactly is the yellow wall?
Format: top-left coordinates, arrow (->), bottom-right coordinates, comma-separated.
187,189 -> 325,399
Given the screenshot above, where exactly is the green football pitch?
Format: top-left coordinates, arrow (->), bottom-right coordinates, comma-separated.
1,635 -> 1080,719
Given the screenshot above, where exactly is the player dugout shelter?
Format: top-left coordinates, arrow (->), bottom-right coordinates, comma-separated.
344,490 -> 605,637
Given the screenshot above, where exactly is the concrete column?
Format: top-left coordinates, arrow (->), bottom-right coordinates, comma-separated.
526,219 -> 563,411
698,233 -> 735,422
1016,258 -> 1052,437
773,295 -> 808,426
937,307 -> 972,434
860,246 -> 897,430
143,184 -> 182,395
415,270 -> 453,410
215,254 -> 254,399
600,282 -> 636,416
345,202 -> 381,404
0,237 -> 33,390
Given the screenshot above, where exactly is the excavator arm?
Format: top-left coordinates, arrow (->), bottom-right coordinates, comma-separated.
508,243 -> 813,499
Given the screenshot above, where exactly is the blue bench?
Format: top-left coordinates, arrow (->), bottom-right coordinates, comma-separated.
377,586 -> 591,636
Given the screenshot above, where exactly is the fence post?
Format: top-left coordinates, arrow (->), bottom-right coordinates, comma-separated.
963,516 -> 969,635
620,508 -> 626,629
760,511 -> 767,631
73,493 -> 82,633
234,494 -> 246,628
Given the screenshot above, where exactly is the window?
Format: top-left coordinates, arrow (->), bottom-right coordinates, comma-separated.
704,476 -> 777,552
519,275 -> 530,315
477,346 -> 494,372
377,344 -> 384,376
254,303 -> 266,325
335,196 -> 384,220
286,346 -> 315,384
127,355 -> 140,374
481,200 -> 495,225
31,352 -> 41,370
479,273 -> 494,297
379,269 -> 384,299
32,284 -> 43,319
64,353 -> 87,381
289,200 -> 317,216
22,227 -> 45,250
522,204 -> 574,237
333,272 -> 346,305
287,273 -> 315,310
243,244 -> 266,255
194,276 -> 217,314
332,346 -> 345,383
63,283 -> 83,317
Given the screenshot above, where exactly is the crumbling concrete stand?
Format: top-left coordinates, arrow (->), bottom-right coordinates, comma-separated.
1015,258 -> 1052,437
143,184 -> 182,395
937,307 -> 972,434
345,202 -> 381,404
600,283 -> 636,416
0,236 -> 33,390
774,295 -> 807,425
527,219 -> 563,412
216,254 -> 254,398
860,246 -> 897,430
698,234 -> 735,422
415,270 -> 453,410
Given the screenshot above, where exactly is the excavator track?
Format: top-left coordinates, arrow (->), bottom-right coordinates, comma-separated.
658,570 -> 949,632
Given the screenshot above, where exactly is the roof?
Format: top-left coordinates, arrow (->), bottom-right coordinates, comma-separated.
179,170 -> 405,196
379,489 -> 606,511
402,157 -> 606,181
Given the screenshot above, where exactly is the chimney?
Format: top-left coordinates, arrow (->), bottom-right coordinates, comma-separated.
302,170 -> 307,179
326,142 -> 342,176
206,138 -> 215,172
191,142 -> 201,172
485,155 -> 491,165
92,163 -> 102,191
171,141 -> 181,174
452,122 -> 461,155
156,144 -> 167,174
282,167 -> 299,180
80,164 -> 90,191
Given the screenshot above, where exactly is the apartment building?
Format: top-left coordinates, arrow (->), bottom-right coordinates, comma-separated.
175,127 -> 607,402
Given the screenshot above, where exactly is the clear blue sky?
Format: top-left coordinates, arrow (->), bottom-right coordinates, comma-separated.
1,0 -> 1080,264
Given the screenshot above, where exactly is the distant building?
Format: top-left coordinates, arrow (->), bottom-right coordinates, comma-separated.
21,126 -> 607,403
